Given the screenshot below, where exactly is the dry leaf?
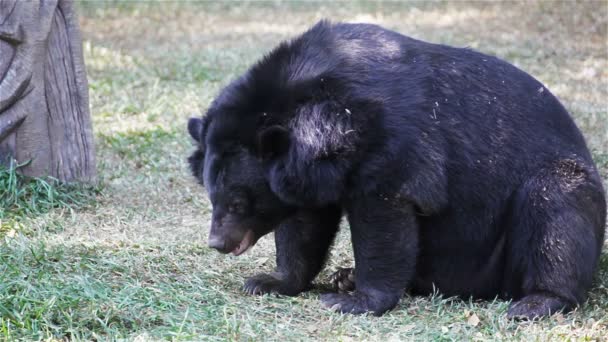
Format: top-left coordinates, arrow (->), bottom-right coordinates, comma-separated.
467,313 -> 480,326
254,257 -> 269,267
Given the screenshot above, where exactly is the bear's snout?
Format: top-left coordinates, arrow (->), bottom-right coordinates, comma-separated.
207,234 -> 227,252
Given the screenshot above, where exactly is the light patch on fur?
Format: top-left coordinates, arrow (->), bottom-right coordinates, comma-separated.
336,36 -> 401,62
290,103 -> 357,159
553,159 -> 587,192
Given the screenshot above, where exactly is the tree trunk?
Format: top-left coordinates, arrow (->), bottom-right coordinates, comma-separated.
0,0 -> 95,182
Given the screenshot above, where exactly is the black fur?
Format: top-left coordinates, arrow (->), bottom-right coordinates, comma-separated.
187,21 -> 606,318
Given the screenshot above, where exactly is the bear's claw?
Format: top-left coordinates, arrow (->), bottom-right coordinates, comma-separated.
329,267 -> 356,293
243,273 -> 284,295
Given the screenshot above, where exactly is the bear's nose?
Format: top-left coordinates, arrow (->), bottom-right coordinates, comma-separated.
208,236 -> 226,252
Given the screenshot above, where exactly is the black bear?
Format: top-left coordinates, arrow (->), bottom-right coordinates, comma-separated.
187,20 -> 606,318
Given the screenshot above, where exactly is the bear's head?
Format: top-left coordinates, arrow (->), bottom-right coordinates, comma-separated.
188,114 -> 294,256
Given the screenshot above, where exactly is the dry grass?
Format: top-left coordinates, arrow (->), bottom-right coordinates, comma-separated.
1,1 -> 606,340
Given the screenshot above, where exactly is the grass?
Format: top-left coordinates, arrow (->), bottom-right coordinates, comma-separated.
0,160 -> 98,221
1,1 -> 606,340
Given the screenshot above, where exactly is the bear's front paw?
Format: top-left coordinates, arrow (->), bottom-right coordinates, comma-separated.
321,291 -> 399,316
244,273 -> 285,295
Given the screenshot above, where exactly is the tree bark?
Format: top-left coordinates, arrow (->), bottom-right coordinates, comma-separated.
0,0 -> 95,182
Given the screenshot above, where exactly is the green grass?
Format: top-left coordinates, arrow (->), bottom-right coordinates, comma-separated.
1,1 -> 606,340
0,160 -> 98,221
0,240 -> 224,340
1,237 -> 606,340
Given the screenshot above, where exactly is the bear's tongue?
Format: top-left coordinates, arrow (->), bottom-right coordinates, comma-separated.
232,230 -> 255,256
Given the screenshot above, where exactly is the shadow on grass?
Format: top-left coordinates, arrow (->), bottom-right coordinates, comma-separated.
0,238 -> 606,341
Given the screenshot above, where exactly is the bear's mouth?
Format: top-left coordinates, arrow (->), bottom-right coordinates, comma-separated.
232,229 -> 255,256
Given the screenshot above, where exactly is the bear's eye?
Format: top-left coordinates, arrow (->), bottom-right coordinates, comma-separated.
219,143 -> 243,158
228,200 -> 247,215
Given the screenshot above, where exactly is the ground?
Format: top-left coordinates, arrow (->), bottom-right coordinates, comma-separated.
0,1 -> 607,340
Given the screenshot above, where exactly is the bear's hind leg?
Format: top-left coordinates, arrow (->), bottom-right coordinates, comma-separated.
504,160 -> 606,320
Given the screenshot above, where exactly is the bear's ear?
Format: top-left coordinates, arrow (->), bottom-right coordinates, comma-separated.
188,117 -> 204,143
188,117 -> 208,186
256,125 -> 290,160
